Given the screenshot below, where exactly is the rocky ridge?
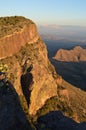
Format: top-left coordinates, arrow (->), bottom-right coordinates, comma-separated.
54,46 -> 86,62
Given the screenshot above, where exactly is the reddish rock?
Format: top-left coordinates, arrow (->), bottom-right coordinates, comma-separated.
0,19 -> 38,59
54,46 -> 86,62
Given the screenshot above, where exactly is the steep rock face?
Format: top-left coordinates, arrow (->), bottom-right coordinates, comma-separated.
0,16 -> 38,59
18,39 -> 57,115
54,46 -> 86,62
0,16 -> 57,116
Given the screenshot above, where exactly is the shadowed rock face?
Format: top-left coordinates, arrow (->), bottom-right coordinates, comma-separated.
36,111 -> 86,130
0,81 -> 32,130
54,46 -> 86,62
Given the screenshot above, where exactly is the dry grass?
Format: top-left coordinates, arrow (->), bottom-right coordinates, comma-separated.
0,16 -> 34,38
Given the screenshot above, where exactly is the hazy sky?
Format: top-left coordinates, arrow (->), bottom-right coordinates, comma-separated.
0,0 -> 86,26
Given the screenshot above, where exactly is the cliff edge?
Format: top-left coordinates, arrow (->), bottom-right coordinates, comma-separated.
0,16 -> 39,59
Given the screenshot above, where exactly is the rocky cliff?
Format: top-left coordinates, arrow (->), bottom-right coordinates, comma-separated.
0,16 -> 57,116
54,46 -> 86,62
0,16 -> 86,129
0,16 -> 39,59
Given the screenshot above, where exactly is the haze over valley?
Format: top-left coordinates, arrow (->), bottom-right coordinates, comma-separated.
38,25 -> 86,91
38,24 -> 86,57
38,25 -> 86,42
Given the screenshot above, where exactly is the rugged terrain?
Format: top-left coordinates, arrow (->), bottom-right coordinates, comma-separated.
0,16 -> 86,130
53,46 -> 86,62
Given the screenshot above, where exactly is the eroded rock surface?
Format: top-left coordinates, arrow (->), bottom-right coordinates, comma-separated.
0,16 -> 57,116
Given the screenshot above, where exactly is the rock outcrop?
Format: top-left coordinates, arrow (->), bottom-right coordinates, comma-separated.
54,46 -> 86,62
0,16 -> 39,59
0,16 -> 57,116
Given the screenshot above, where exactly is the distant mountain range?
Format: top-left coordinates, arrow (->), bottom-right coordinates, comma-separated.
38,25 -> 86,42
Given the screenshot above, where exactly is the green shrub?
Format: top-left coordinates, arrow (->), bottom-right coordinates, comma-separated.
0,63 -> 9,72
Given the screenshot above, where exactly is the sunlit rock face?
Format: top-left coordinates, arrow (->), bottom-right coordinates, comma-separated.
0,16 -> 57,115
0,16 -> 38,59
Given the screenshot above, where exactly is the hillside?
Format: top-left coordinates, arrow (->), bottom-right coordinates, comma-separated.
0,16 -> 86,129
54,46 -> 86,62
